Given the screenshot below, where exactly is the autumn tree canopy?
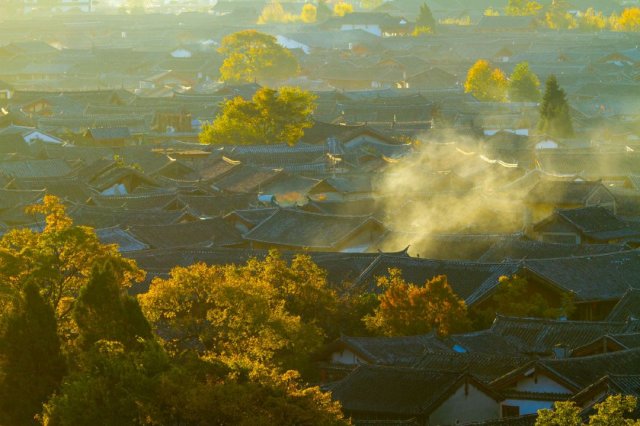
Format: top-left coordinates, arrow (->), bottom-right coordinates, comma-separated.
464,59 -> 508,102
536,394 -> 640,425
199,86 -> 316,146
218,30 -> 299,84
364,269 -> 471,337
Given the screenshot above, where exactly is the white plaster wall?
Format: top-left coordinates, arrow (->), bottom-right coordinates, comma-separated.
331,349 -> 365,365
513,374 -> 572,394
502,399 -> 554,415
429,383 -> 500,425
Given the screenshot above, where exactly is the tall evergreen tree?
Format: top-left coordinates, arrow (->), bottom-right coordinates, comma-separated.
416,2 -> 437,32
74,261 -> 152,351
538,75 -> 574,138
0,283 -> 66,425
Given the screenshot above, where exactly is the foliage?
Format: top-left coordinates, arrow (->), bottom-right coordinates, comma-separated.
474,275 -> 575,328
439,15 -> 471,25
258,1 -> 298,24
538,74 -> 574,138
536,400 -> 583,426
333,1 -> 353,17
578,8 -> 606,31
546,0 -> 577,29
536,395 -> 640,426
484,7 -> 500,16
41,339 -> 172,426
0,196 -> 144,328
614,7 -> 640,32
412,26 -> 433,36
138,251 -> 336,373
199,86 -> 316,146
360,0 -> 382,10
505,0 -> 542,16
218,30 -> 299,84
508,61 -> 541,102
0,283 -> 66,425
74,261 -> 152,351
416,2 -> 436,32
464,60 -> 507,102
364,269 -> 471,337
301,3 -> 317,23
316,0 -> 332,21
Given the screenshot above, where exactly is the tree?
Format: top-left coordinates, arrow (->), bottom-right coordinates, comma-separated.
536,400 -> 582,426
316,0 -> 332,21
484,7 -> 500,16
333,1 -> 353,16
258,1 -> 296,24
0,283 -> 66,425
505,0 -> 542,16
138,259 -> 325,373
578,8 -> 606,31
473,275 -> 574,328
361,0 -> 382,10
218,30 -> 299,84
301,3 -> 317,23
0,196 -> 144,332
464,60 -> 507,102
538,75 -> 574,138
415,2 -> 436,33
364,269 -> 471,337
199,86 -> 316,146
615,7 -> 640,32
74,261 -> 152,351
508,62 -> 541,102
536,395 -> 640,426
546,0 -> 577,29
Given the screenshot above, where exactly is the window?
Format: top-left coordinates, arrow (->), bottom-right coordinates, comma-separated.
502,405 -> 520,418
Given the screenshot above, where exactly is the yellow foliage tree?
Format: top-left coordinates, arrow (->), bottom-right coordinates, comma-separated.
258,1 -> 297,24
484,7 -> 500,16
333,1 -> 353,16
199,86 -> 316,146
139,251 -> 339,373
464,59 -> 507,102
301,3 -> 317,23
218,30 -> 299,84
615,7 -> 640,32
578,8 -> 606,31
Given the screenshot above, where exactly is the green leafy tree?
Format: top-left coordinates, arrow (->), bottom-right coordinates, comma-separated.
538,74 -> 574,138
364,269 -> 471,337
316,0 -> 332,21
218,30 -> 299,84
42,339 -> 170,426
0,283 -> 66,425
74,261 -> 152,351
536,395 -> 640,426
474,275 -> 575,328
415,2 -> 437,33
464,60 -> 507,102
508,61 -> 541,102
199,86 -> 316,146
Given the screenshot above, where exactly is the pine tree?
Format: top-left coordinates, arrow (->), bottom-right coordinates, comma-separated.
0,283 -> 66,425
74,261 -> 152,351
538,75 -> 574,138
416,2 -> 437,32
